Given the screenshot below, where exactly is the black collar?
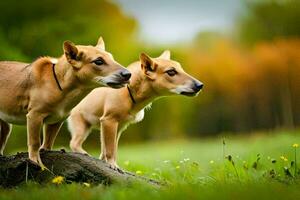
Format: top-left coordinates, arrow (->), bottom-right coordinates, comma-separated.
127,85 -> 136,104
52,63 -> 63,91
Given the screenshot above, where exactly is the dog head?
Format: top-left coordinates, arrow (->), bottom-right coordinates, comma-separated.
140,51 -> 203,96
63,36 -> 131,88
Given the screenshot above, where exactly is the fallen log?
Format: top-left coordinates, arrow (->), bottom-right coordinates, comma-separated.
0,149 -> 161,188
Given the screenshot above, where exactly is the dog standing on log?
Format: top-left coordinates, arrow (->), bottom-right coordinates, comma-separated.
68,51 -> 203,169
0,36 -> 131,168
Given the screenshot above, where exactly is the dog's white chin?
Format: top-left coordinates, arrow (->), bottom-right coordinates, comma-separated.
170,86 -> 199,96
94,76 -> 127,89
170,86 -> 193,94
93,77 -> 106,86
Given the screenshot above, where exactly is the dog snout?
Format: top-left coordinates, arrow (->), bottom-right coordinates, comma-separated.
193,81 -> 203,92
120,70 -> 131,81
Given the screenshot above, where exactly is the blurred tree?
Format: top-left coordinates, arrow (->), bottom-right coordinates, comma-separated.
237,0 -> 300,45
0,0 -> 138,64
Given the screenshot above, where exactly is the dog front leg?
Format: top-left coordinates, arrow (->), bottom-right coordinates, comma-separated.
69,114 -> 91,155
0,119 -> 12,155
41,122 -> 63,150
26,112 -> 45,168
99,118 -> 118,168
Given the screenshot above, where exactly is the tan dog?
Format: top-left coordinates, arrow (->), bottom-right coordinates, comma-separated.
0,36 -> 131,168
68,50 -> 203,168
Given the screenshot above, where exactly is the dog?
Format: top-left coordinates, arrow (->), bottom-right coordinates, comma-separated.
0,36 -> 131,168
68,50 -> 203,169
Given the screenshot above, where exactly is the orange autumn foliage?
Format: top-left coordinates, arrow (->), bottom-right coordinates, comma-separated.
178,38 -> 300,134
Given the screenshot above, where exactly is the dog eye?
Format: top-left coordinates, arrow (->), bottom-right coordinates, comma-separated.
93,58 -> 105,65
166,69 -> 177,76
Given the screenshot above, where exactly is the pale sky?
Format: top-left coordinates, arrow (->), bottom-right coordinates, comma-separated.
114,0 -> 244,44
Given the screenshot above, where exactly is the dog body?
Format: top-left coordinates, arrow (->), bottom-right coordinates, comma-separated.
0,37 -> 131,168
68,51 -> 203,168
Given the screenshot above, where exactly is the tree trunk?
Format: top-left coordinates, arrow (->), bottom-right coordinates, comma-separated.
0,149 -> 161,188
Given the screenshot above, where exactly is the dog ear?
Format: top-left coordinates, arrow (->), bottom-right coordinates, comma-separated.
158,50 -> 171,60
96,36 -> 105,50
140,52 -> 157,73
63,41 -> 80,65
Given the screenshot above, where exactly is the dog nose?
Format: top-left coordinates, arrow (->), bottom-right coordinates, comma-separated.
194,81 -> 203,92
120,70 -> 131,81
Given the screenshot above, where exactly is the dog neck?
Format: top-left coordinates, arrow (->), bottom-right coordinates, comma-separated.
127,69 -> 159,111
52,63 -> 63,91
51,56 -> 85,92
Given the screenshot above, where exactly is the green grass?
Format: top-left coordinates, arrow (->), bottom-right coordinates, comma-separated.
1,130 -> 300,200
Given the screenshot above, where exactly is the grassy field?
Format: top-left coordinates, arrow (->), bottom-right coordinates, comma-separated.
1,130 -> 300,200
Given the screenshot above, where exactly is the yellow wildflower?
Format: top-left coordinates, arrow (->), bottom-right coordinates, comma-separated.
209,160 -> 214,164
83,182 -> 90,187
136,170 -> 142,175
280,156 -> 288,162
175,165 -> 180,169
52,176 -> 64,184
293,144 -> 299,148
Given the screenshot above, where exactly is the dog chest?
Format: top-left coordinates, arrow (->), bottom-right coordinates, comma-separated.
0,111 -> 26,124
132,109 -> 145,123
44,108 -> 69,124
127,103 -> 152,124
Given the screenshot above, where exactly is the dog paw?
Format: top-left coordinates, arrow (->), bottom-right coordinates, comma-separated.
72,148 -> 89,156
107,163 -> 124,173
26,158 -> 48,171
28,153 -> 49,171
